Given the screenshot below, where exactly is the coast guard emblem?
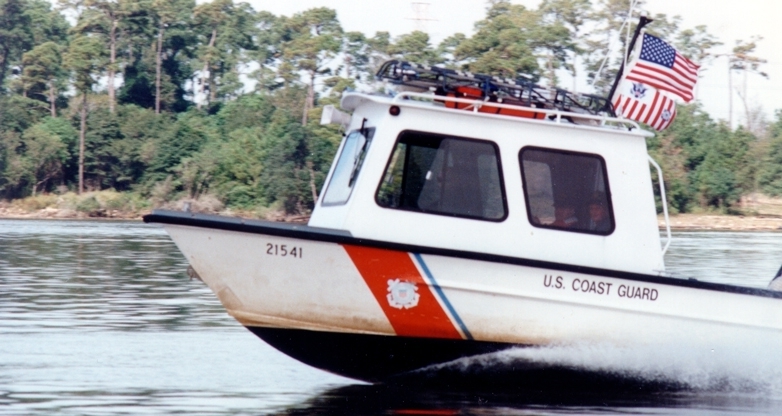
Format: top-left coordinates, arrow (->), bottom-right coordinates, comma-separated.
631,82 -> 647,99
386,279 -> 420,309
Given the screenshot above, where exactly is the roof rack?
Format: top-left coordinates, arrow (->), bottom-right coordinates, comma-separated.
376,60 -> 615,118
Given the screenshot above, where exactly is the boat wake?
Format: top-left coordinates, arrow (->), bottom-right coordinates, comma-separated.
398,340 -> 782,396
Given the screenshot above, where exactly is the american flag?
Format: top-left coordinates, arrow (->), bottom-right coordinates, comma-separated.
613,79 -> 676,131
624,32 -> 700,103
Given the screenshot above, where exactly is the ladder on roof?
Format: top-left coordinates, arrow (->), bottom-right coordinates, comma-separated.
376,60 -> 615,118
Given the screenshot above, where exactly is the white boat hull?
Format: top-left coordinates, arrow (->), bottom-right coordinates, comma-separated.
147,211 -> 782,381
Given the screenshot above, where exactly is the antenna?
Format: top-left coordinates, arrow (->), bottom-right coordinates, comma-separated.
406,2 -> 437,33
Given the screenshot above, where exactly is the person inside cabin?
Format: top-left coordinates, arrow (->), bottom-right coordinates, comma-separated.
588,195 -> 611,232
551,205 -> 578,228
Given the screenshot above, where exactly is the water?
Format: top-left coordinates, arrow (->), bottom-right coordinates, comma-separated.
2,220 -> 782,414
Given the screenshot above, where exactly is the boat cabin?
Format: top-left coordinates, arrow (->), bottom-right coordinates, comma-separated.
310,62 -> 666,275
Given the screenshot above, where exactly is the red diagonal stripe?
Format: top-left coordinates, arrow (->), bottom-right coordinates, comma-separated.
343,245 -> 462,339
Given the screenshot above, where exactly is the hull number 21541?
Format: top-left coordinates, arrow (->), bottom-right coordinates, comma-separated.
266,243 -> 303,258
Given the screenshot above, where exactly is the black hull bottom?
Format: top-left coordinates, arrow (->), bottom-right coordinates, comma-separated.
246,327 -> 686,392
246,326 -> 513,382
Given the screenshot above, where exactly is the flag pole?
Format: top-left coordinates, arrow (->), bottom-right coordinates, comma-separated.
603,15 -> 654,115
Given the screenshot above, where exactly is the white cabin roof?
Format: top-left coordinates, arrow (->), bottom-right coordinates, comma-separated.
341,92 -> 655,138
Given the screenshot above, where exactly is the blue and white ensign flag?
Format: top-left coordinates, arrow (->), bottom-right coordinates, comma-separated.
612,79 -> 676,131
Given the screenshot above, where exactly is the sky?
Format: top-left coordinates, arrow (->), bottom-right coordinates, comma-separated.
243,0 -> 782,127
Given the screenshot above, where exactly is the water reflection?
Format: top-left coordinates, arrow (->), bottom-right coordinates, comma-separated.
278,383 -> 782,415
0,219 -> 232,332
664,231 -> 782,288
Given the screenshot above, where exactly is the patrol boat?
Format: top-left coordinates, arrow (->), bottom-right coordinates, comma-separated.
144,61 -> 782,382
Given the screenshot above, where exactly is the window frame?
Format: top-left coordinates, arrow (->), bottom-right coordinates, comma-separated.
321,127 -> 375,207
519,146 -> 616,236
374,130 -> 509,222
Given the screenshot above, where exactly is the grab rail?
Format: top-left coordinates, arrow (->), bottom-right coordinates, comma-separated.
648,155 -> 672,256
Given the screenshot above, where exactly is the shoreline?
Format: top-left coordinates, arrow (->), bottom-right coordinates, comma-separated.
658,214 -> 782,232
2,206 -> 782,231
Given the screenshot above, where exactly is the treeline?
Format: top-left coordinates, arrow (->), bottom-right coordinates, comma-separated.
0,0 -> 779,215
650,107 -> 782,213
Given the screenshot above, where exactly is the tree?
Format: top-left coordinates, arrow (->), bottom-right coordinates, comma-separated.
248,11 -> 283,93
151,0 -> 194,113
20,42 -> 66,116
342,31 -> 369,79
436,33 -> 466,69
583,0 -> 647,93
25,0 -> 69,44
258,106 -> 311,213
63,34 -> 104,194
20,120 -> 68,195
118,0 -> 193,113
143,111 -> 211,190
729,36 -> 767,131
0,0 -> 34,93
193,0 -> 230,109
388,31 -> 440,66
673,24 -> 721,102
280,7 -> 341,203
282,7 -> 342,125
454,2 -> 541,79
758,111 -> 782,196
70,0 -> 121,113
193,0 -> 257,109
366,31 -> 391,71
539,0 -> 591,89
676,25 -> 721,68
0,116 -> 73,197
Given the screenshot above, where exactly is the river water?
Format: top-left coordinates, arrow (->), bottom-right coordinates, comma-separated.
2,220 -> 782,415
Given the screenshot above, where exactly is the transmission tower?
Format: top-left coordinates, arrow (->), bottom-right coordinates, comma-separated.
407,2 -> 437,33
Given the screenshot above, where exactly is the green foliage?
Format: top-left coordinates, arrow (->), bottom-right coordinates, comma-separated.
0,0 -> 778,217
64,34 -> 105,94
1,116 -> 70,197
0,95 -> 49,133
454,3 -> 543,79
389,31 -> 440,66
0,0 -> 35,92
143,111 -> 211,187
11,192 -> 57,210
20,41 -> 66,106
75,195 -> 100,212
758,111 -> 782,196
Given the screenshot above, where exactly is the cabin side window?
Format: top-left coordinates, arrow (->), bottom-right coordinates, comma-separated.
376,131 -> 507,221
520,147 -> 614,235
321,128 -> 374,206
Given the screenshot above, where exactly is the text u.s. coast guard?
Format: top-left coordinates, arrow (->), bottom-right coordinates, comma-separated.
543,274 -> 658,301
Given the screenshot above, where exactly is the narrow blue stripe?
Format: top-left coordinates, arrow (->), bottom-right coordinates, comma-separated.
413,253 -> 473,340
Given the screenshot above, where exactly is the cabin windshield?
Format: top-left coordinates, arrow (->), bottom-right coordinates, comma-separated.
322,128 -> 374,206
376,131 -> 506,221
